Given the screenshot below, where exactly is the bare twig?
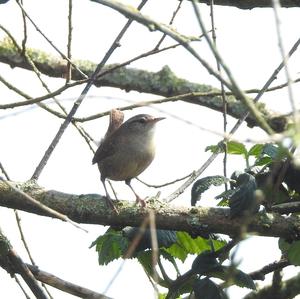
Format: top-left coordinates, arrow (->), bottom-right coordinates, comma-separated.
103,215 -> 150,295
15,0 -> 87,78
149,210 -> 159,294
166,36 -> 300,202
66,0 -> 73,82
191,0 -> 274,134
272,0 -> 298,131
0,178 -> 87,233
210,0 -> 228,191
137,172 -> 193,188
31,0 -> 149,181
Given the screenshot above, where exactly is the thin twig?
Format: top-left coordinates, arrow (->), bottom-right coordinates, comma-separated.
166,36 -> 300,202
103,215 -> 150,295
15,0 -> 87,78
191,0 -> 274,135
210,0 -> 228,192
154,0 -> 183,49
18,0 -> 27,55
0,162 -> 54,298
0,25 -> 95,153
31,0 -> 149,181
14,275 -> 31,299
272,0 -> 298,131
149,210 -> 159,295
0,178 -> 88,233
66,0 -> 73,83
137,172 -> 193,188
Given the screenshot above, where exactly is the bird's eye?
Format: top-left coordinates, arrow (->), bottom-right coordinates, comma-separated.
138,117 -> 147,124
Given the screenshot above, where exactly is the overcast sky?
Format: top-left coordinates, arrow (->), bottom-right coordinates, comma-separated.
0,1 -> 300,298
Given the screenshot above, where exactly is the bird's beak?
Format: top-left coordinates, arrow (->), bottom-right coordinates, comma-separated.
152,117 -> 166,123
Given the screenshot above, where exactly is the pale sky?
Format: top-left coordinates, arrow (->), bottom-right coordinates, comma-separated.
0,1 -> 300,298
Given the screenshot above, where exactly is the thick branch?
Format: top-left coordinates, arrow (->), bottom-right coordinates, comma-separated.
0,40 -> 287,132
0,181 -> 300,240
0,229 -> 48,299
194,0 -> 300,9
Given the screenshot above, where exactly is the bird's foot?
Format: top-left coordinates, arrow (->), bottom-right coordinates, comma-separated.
105,197 -> 119,214
135,196 -> 146,208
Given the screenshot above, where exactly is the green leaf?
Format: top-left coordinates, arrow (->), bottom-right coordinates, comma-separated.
288,241 -> 300,266
165,232 -> 226,262
193,278 -> 228,299
192,251 -> 222,276
278,238 -> 291,254
248,144 -> 264,157
205,142 -> 225,154
227,141 -> 247,156
278,239 -> 300,266
261,143 -> 279,159
228,172 -> 259,218
254,156 -> 272,166
92,229 -> 128,265
191,175 -> 230,206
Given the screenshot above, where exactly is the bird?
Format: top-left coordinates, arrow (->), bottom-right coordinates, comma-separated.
92,110 -> 165,209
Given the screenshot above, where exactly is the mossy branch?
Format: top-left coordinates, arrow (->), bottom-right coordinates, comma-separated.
0,181 -> 300,240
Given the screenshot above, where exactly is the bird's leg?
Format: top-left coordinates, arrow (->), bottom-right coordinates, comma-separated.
125,179 -> 146,207
101,179 -> 119,214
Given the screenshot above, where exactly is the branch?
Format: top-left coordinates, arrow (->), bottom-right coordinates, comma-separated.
249,258 -> 290,281
189,0 -> 300,9
0,229 -> 48,299
1,181 -> 300,240
0,39 -> 288,132
244,272 -> 300,299
26,264 -> 112,299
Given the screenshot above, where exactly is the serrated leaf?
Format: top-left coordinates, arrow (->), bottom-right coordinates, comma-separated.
228,172 -> 259,218
192,251 -> 223,276
92,229 -> 128,265
287,240 -> 300,266
227,141 -> 247,156
191,175 -> 229,206
248,144 -> 264,157
164,232 -> 226,262
193,278 -> 228,299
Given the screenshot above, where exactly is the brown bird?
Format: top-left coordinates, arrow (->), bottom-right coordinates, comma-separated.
92,110 -> 165,209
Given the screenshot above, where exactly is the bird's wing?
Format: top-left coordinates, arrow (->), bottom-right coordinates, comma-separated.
92,129 -> 126,164
92,138 -> 114,164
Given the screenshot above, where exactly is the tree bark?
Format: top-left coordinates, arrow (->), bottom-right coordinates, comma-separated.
1,180 -> 300,240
